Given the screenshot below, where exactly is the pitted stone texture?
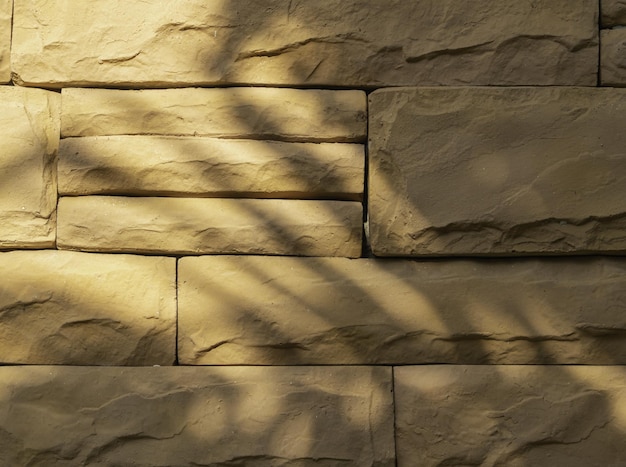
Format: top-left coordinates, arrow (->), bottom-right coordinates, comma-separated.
12,0 -> 597,87
601,0 -> 626,26
0,250 -> 176,365
57,197 -> 362,257
0,0 -> 10,82
178,256 -> 626,365
61,88 -> 366,142
0,86 -> 60,248
369,87 -> 626,256
601,29 -> 626,86
58,136 -> 364,200
395,366 -> 626,466
0,366 -> 394,466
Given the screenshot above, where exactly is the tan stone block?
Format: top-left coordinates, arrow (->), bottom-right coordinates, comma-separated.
0,250 -> 176,365
0,86 -> 60,248
395,366 -> 626,466
602,0 -> 626,26
58,136 -> 364,200
60,88 -> 366,142
57,197 -> 362,257
12,0 -> 597,87
178,256 -> 626,365
369,87 -> 626,256
601,29 -> 626,86
0,366 -> 395,466
0,0 -> 10,82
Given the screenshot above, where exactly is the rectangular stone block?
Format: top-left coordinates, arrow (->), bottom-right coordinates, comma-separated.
369,87 -> 626,256
601,0 -> 626,26
57,197 -> 362,257
0,250 -> 176,365
0,86 -> 60,248
601,29 -> 626,86
61,87 -> 366,142
178,256 -> 626,365
0,366 -> 395,466
0,0 -> 10,82
12,0 -> 597,87
395,366 -> 626,466
58,136 -> 364,200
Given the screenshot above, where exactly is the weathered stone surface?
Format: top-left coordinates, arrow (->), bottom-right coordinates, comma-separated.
395,365 -> 626,466
178,256 -> 626,365
601,0 -> 626,26
61,88 -> 366,142
601,29 -> 626,86
0,0 -> 10,82
369,87 -> 626,256
0,250 -> 176,365
0,86 -> 60,248
0,366 -> 394,466
58,136 -> 364,200
57,197 -> 362,257
12,0 -> 597,87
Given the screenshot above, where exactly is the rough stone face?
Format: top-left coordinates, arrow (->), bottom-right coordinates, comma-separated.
57,197 -> 362,257
12,0 -> 597,87
395,366 -> 626,466
369,87 -> 626,256
601,0 -> 626,26
178,256 -> 626,365
0,0 -> 10,82
0,250 -> 176,365
58,136 -> 364,200
0,366 -> 395,466
601,29 -> 626,86
0,86 -> 60,248
61,88 -> 366,142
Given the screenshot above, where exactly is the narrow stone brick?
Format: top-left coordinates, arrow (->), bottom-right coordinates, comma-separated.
60,88 -> 366,142
0,0 -> 10,82
0,366 -> 395,466
601,0 -> 626,26
395,366 -> 626,466
369,87 -> 626,256
178,256 -> 626,365
58,136 -> 364,200
57,197 -> 363,257
601,29 -> 626,86
0,250 -> 176,365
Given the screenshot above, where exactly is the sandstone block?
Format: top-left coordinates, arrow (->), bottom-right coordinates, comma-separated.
61,88 -> 366,142
601,29 -> 626,86
12,0 -> 597,87
369,87 -> 626,256
178,256 -> 626,365
0,366 -> 394,466
601,0 -> 626,26
0,86 -> 60,248
0,250 -> 176,365
57,197 -> 362,257
58,136 -> 364,200
395,366 -> 626,466
0,0 -> 10,82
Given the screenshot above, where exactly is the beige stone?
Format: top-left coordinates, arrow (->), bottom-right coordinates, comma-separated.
58,136 -> 364,200
178,256 -> 626,365
601,29 -> 626,86
0,0 -> 10,82
0,366 -> 395,466
12,0 -> 597,87
369,87 -> 626,256
0,250 -> 176,365
0,86 -> 60,248
57,196 -> 362,257
395,366 -> 626,466
601,0 -> 626,26
60,88 -> 366,142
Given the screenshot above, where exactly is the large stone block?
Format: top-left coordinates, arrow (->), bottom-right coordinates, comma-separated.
601,0 -> 626,26
12,0 -> 597,87
0,0 -> 10,82
0,366 -> 394,466
60,88 -> 366,142
395,366 -> 626,466
369,87 -> 626,256
601,29 -> 626,86
57,197 -> 362,257
0,250 -> 176,365
0,86 -> 59,248
58,136 -> 364,200
178,256 -> 626,365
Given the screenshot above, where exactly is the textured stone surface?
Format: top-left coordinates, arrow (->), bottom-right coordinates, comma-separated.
12,0 -> 597,87
58,136 -> 364,200
61,88 -> 366,142
0,86 -> 60,248
369,87 -> 626,256
0,0 -> 10,82
58,197 -> 362,257
178,256 -> 626,365
0,366 -> 394,466
601,29 -> 626,86
0,250 -> 176,365
395,365 -> 626,466
601,0 -> 626,26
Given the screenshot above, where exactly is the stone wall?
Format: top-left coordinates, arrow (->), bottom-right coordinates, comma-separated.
2,1 -> 626,465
